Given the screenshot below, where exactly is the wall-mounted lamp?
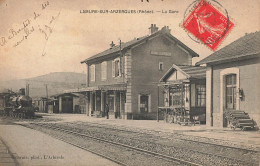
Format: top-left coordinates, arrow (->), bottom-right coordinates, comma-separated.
239,88 -> 244,100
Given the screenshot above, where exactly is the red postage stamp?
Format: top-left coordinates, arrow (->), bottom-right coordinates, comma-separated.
183,0 -> 234,51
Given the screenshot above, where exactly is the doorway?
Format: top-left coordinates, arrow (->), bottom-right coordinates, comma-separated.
62,96 -> 73,113
225,74 -> 237,110
220,68 -> 240,128
139,94 -> 149,113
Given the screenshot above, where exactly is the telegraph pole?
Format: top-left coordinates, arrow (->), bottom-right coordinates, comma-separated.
25,80 -> 30,96
27,84 -> 30,96
157,85 -> 159,122
119,38 -> 124,82
45,84 -> 48,113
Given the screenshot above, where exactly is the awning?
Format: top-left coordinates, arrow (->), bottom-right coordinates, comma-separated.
99,84 -> 126,91
158,79 -> 190,86
64,86 -> 99,93
64,84 -> 126,93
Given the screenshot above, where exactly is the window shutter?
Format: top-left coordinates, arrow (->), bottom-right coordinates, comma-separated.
112,60 -> 115,77
102,61 -> 107,80
119,58 -> 122,77
104,62 -> 107,80
90,65 -> 93,82
93,65 -> 96,82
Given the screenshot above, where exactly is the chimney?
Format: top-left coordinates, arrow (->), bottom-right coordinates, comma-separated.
161,26 -> 171,34
110,41 -> 115,48
25,84 -> 29,96
149,24 -> 159,34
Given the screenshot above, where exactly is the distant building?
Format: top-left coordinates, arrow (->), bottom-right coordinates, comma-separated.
196,31 -> 260,128
71,24 -> 199,119
51,93 -> 87,114
34,97 -> 49,113
158,64 -> 206,124
34,93 -> 87,114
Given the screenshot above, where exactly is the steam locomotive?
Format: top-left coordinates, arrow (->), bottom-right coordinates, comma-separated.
0,88 -> 35,118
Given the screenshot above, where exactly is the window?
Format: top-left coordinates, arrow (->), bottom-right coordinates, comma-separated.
90,65 -> 95,82
159,62 -> 163,71
172,92 -> 182,106
169,87 -> 185,106
101,61 -> 107,80
225,74 -> 236,109
196,84 -> 206,107
112,58 -> 121,77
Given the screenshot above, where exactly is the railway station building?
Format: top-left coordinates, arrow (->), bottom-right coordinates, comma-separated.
68,24 -> 199,119
196,31 -> 260,128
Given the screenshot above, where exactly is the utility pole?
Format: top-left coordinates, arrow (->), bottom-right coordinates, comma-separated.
27,84 -> 30,96
45,84 -> 48,113
25,80 -> 30,96
119,38 -> 124,82
157,85 -> 159,122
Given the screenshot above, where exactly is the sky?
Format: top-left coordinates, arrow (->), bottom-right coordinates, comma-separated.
0,0 -> 259,81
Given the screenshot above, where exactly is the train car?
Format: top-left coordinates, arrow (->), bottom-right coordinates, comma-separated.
0,89 -> 15,116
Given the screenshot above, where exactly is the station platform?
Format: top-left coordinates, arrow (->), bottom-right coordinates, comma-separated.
0,137 -> 18,166
31,113 -> 260,149
0,120 -> 119,166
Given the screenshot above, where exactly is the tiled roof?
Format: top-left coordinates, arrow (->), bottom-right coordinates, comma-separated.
178,65 -> 206,79
196,31 -> 260,65
160,64 -> 206,82
81,27 -> 199,64
81,35 -> 148,63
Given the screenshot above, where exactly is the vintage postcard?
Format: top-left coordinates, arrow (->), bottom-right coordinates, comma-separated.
0,0 -> 259,166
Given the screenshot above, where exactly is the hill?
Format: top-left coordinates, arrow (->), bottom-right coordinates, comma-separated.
0,72 -> 86,98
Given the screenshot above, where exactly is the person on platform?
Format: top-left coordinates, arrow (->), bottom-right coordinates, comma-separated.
105,103 -> 109,119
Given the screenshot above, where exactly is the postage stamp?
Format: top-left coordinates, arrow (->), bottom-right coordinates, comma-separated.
183,0 -> 234,51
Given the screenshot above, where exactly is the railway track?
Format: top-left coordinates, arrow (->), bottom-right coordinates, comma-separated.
21,122 -> 259,166
72,121 -> 259,152
59,122 -> 259,165
21,122 -> 200,166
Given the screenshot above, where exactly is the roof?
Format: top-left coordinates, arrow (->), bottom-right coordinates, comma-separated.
0,89 -> 15,96
160,64 -> 206,82
196,31 -> 260,65
81,26 -> 199,64
178,65 -> 206,79
51,92 -> 80,98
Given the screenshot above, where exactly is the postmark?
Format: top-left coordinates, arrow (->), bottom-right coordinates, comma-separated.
182,0 -> 234,51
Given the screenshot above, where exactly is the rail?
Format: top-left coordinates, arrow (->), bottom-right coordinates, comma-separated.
29,123 -> 201,166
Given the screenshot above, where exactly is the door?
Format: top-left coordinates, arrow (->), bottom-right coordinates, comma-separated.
225,74 -> 236,110
62,97 -> 73,113
53,100 -> 59,113
108,95 -> 114,112
140,95 -> 149,113
224,74 -> 237,127
116,92 -> 120,118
